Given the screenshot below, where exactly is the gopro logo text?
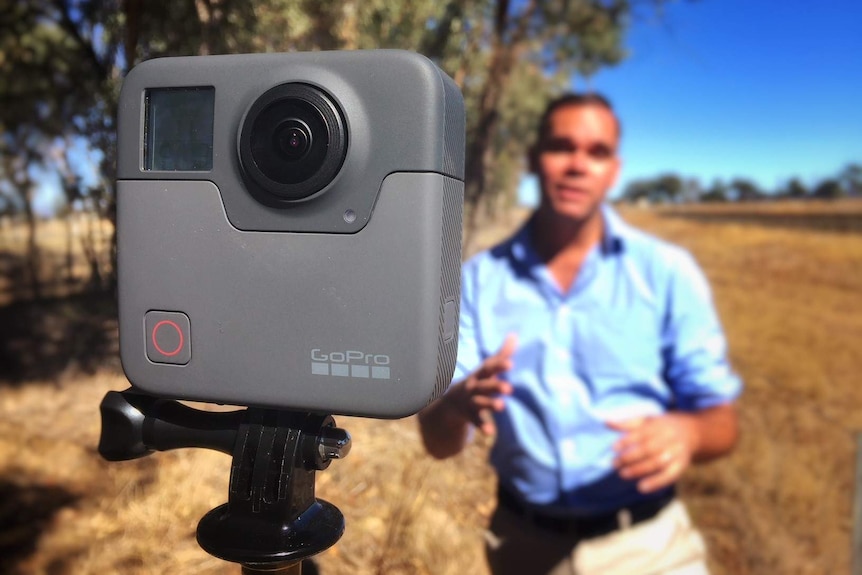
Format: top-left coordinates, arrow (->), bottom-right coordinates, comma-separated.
311,349 -> 391,379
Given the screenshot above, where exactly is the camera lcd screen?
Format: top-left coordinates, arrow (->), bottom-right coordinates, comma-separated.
144,87 -> 214,171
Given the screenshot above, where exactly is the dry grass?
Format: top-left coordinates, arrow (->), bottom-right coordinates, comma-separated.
0,214 -> 113,305
0,373 -> 496,575
1,200 -> 861,574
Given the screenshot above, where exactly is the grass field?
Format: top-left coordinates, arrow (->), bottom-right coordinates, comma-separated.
1,200 -> 861,574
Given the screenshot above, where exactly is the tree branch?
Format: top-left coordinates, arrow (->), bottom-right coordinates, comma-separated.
52,0 -> 109,80
419,1 -> 463,60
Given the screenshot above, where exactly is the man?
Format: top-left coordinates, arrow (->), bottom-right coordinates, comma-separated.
418,93 -> 741,575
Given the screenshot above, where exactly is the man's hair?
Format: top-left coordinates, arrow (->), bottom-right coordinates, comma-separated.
535,92 -> 621,144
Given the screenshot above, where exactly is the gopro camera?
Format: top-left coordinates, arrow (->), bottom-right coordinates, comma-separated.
116,51 -> 464,418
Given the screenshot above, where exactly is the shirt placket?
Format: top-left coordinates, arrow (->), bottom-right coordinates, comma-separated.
548,249 -> 603,495
535,271 -> 583,496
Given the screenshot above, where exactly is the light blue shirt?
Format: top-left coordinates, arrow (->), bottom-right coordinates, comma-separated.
454,205 -> 742,516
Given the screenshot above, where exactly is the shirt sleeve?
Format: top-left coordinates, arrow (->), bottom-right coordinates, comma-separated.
661,250 -> 743,410
451,260 -> 483,385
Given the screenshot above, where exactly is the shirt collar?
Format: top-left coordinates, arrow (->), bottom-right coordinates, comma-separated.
507,224 -> 536,267
599,203 -> 628,255
508,203 -> 628,264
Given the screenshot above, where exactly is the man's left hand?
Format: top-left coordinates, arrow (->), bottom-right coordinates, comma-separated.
606,414 -> 700,494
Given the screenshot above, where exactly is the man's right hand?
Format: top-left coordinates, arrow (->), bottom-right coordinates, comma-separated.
444,334 -> 517,435
418,334 -> 517,458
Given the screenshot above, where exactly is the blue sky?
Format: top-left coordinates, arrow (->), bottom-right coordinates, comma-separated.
520,0 -> 862,203
31,1 -> 861,213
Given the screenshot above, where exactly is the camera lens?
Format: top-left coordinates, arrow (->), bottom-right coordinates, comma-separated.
274,120 -> 312,160
239,83 -> 348,203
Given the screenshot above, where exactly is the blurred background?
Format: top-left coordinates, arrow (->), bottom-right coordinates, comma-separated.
1,1 -> 861,573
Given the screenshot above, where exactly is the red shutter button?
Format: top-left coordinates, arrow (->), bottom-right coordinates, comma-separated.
145,311 -> 191,365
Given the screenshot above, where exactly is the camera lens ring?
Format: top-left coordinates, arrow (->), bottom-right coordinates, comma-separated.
239,83 -> 347,203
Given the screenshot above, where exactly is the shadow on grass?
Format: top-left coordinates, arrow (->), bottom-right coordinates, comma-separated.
0,479 -> 79,575
658,210 -> 862,234
0,290 -> 119,384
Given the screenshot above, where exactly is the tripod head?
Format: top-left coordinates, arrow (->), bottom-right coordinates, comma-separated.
99,390 -> 351,573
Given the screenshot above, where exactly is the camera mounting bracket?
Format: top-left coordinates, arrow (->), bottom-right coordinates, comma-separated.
98,390 -> 351,574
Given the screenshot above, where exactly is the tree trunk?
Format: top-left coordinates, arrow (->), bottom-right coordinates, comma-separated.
23,187 -> 41,300
462,0 -> 536,250
65,210 -> 74,286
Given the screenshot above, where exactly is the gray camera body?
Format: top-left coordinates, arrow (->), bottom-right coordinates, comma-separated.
116,51 -> 464,418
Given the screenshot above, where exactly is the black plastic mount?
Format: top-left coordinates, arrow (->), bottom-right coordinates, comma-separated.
98,390 -> 348,570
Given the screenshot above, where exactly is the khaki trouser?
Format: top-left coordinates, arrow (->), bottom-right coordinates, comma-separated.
485,500 -> 709,575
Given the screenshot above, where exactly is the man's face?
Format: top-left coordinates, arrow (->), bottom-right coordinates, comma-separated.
531,103 -> 621,223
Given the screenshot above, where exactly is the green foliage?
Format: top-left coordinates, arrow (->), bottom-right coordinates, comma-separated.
729,178 -> 764,202
839,163 -> 862,196
6,0 -> 857,231
0,1 -> 96,136
618,165 -> 862,205
812,179 -> 843,200
700,179 -> 728,203
621,173 -> 686,204
1,0 -> 647,232
779,177 -> 808,199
